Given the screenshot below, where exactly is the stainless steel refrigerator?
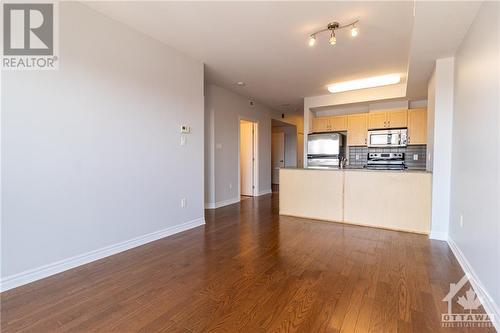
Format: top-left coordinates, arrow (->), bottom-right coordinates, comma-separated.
307,133 -> 344,168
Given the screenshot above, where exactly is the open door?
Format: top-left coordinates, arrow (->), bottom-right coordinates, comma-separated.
272,132 -> 285,184
240,120 -> 258,196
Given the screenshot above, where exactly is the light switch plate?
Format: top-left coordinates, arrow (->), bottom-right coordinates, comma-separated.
181,125 -> 191,134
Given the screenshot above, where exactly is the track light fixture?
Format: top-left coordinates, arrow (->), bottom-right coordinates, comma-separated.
308,20 -> 359,47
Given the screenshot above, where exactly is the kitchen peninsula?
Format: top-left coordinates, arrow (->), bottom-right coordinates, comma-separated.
279,167 -> 432,234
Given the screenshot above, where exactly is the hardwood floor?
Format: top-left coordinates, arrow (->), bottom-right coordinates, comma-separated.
1,193 -> 495,332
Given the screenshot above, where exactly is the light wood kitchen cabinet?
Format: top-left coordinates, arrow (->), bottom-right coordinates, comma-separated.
311,117 -> 329,132
311,115 -> 347,132
407,108 -> 427,145
329,115 -> 347,131
367,112 -> 387,129
367,109 -> 408,129
347,113 -> 368,146
387,110 -> 408,128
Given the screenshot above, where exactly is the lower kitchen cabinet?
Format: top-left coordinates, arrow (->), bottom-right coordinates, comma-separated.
280,168 -> 432,234
343,171 -> 431,233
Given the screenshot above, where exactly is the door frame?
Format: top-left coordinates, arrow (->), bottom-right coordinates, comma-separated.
271,131 -> 285,185
238,117 -> 259,197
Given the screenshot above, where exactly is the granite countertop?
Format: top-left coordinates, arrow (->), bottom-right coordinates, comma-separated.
282,167 -> 431,174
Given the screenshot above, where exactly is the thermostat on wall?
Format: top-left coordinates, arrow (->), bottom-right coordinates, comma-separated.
180,125 -> 191,134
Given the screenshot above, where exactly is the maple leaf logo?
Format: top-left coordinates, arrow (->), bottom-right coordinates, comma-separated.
457,288 -> 482,313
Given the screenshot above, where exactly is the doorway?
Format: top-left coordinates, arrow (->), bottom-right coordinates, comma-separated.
271,132 -> 284,184
239,120 -> 258,197
271,119 -> 297,186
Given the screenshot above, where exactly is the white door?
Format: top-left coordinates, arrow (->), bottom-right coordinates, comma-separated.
240,121 -> 255,196
272,132 -> 285,184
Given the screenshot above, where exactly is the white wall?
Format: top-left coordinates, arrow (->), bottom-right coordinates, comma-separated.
427,57 -> 455,240
1,2 -> 204,287
427,72 -> 436,171
449,1 -> 500,319
205,84 -> 276,207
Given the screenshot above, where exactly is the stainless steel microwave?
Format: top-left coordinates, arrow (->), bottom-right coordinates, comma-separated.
367,129 -> 408,147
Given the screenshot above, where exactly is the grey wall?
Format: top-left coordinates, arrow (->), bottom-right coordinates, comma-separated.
1,2 -> 204,279
205,84 -> 277,205
449,1 -> 500,314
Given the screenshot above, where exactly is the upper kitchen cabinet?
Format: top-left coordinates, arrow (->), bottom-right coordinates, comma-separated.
387,110 -> 408,128
311,115 -> 347,133
311,117 -> 329,132
407,108 -> 427,145
329,115 -> 347,131
367,109 -> 408,129
367,112 -> 386,129
347,113 -> 368,146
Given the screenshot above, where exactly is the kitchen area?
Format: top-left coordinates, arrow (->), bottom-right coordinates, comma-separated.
280,106 -> 433,234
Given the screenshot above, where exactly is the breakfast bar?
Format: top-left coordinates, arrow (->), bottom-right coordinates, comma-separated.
279,168 -> 432,234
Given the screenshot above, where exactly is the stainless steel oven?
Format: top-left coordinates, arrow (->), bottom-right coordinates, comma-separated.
367,129 -> 407,148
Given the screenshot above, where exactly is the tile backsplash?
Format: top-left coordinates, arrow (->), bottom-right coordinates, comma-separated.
347,145 -> 427,170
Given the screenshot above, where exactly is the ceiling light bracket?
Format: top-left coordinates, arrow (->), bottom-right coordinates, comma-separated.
327,22 -> 340,31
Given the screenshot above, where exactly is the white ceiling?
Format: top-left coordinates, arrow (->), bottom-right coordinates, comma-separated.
85,1 -> 481,113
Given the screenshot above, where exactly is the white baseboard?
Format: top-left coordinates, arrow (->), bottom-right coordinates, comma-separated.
429,230 -> 448,241
447,237 -> 499,331
205,197 -> 240,209
0,217 -> 205,293
258,189 -> 272,196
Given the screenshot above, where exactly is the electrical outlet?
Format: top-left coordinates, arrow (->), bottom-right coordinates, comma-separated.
180,135 -> 186,146
413,154 -> 419,161
459,214 -> 464,227
355,154 -> 360,160
229,183 -> 233,191
181,197 -> 186,208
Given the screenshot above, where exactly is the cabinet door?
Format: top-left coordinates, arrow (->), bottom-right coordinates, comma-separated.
408,108 -> 427,144
311,117 -> 329,133
368,112 -> 387,129
330,115 -> 347,131
387,109 -> 408,128
347,114 -> 368,146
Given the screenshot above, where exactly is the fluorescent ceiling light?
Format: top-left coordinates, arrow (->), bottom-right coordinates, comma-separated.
327,74 -> 401,93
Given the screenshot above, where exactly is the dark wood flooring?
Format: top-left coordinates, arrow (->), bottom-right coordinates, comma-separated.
1,193 -> 495,332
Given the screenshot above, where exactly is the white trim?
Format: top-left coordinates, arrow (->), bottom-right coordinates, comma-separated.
258,189 -> 272,196
205,197 -> 240,209
447,237 -> 500,331
238,117 -> 259,197
0,218 -> 205,292
429,231 -> 448,241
